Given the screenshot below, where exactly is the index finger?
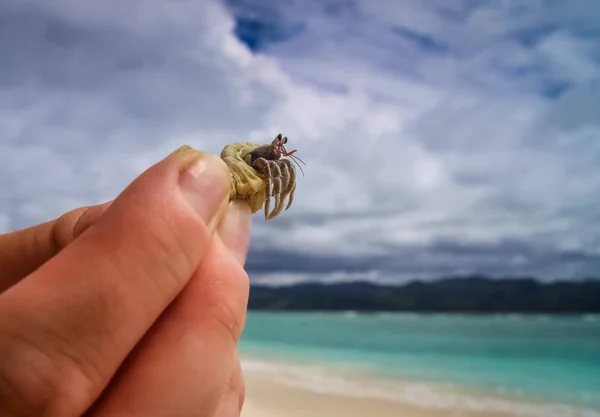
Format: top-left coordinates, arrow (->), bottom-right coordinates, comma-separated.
0,201 -> 112,293
88,230 -> 251,417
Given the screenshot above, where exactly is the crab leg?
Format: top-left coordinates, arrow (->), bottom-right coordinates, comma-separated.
267,161 -> 284,218
279,159 -> 296,211
270,176 -> 283,219
251,157 -> 273,220
286,182 -> 296,210
267,160 -> 291,219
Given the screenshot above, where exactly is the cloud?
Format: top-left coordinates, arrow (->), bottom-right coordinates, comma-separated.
1,0 -> 600,284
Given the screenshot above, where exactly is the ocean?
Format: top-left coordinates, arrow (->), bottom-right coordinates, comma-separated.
239,311 -> 600,417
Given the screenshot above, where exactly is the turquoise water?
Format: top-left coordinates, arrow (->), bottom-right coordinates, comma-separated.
239,312 -> 600,412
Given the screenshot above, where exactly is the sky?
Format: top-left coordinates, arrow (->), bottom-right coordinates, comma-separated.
1,0 -> 600,285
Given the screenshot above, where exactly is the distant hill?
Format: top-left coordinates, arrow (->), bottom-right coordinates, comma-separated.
247,277 -> 600,313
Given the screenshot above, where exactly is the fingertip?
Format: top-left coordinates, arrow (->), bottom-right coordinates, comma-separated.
218,201 -> 253,266
54,201 -> 113,248
72,201 -> 113,240
173,148 -> 232,232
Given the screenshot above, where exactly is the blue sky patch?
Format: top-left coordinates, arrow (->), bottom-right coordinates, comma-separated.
233,17 -> 304,52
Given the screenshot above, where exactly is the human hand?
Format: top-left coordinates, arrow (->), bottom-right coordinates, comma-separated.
0,146 -> 252,417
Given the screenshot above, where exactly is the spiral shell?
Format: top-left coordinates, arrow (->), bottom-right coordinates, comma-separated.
220,142 -> 269,214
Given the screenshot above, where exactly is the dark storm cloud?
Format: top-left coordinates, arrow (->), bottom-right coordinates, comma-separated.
247,239 -> 600,284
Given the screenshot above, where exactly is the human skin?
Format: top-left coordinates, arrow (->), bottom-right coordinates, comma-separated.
0,146 -> 252,417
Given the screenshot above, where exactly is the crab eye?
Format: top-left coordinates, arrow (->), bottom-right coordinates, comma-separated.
282,136 -> 288,144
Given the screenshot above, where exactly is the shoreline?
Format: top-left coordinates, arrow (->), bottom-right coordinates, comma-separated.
239,354 -> 600,417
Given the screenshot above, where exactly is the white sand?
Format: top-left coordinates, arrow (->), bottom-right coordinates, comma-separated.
236,356 -> 587,417
239,371 -> 526,417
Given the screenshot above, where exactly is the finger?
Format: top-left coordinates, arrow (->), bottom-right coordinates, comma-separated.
87,202 -> 252,417
0,146 -> 232,417
0,201 -> 112,293
213,351 -> 246,417
217,201 -> 252,266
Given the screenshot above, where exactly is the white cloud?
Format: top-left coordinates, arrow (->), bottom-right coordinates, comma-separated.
1,0 -> 600,282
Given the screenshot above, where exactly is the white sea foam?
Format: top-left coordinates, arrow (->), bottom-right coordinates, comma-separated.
241,357 -> 600,417
583,314 -> 600,322
342,310 -> 358,318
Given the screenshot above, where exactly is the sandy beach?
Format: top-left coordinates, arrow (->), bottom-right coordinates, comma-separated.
238,355 -> 595,417
241,372 -> 513,417
242,375 -> 438,417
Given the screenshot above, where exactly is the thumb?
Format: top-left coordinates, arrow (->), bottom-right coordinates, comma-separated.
0,145 -> 231,417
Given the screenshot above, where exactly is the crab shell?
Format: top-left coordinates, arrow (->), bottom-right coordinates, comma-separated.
220,141 -> 270,214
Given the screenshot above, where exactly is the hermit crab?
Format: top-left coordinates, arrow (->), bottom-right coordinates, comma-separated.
221,133 -> 304,220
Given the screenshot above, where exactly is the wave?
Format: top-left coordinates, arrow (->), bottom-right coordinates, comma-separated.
583,314 -> 600,322
241,357 -> 600,417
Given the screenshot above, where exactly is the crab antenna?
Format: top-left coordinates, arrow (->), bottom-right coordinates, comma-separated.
289,154 -> 305,176
284,146 -> 306,166
289,153 -> 306,166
